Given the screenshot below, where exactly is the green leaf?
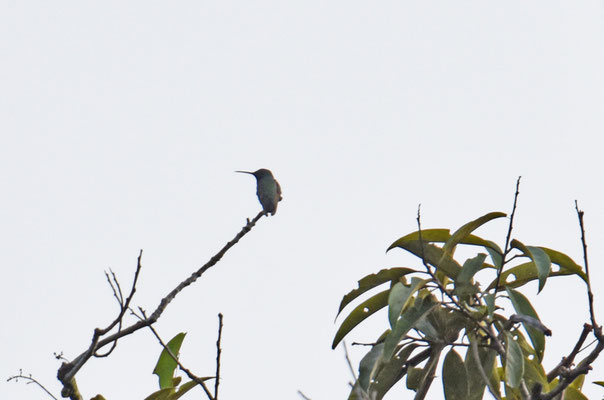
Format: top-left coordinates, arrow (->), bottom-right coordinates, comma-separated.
485,240 -> 504,268
522,357 -> 549,393
416,307 -> 465,343
465,340 -> 497,400
506,287 -> 546,362
485,293 -> 496,318
457,254 -> 488,284
487,261 -> 581,291
389,240 -> 462,279
357,343 -> 384,391
540,247 -> 587,282
144,388 -> 174,400
505,332 -> 524,389
442,349 -> 468,400
367,344 -> 418,400
442,212 -> 507,257
526,246 -> 551,292
510,241 -> 554,293
333,290 -> 389,349
388,278 -> 426,328
569,373 -> 585,390
388,229 -> 503,255
153,332 -> 187,389
337,268 -> 416,316
383,296 -> 437,359
593,381 -> 604,388
562,386 -> 589,400
406,367 -> 424,391
167,379 -> 213,400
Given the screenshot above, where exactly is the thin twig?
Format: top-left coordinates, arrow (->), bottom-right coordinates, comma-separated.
575,201 -> 601,337
215,313 -> 224,400
546,323 -> 591,381
142,312 -> 215,400
297,390 -> 312,400
493,176 -> 521,292
342,341 -> 358,381
7,370 -> 59,400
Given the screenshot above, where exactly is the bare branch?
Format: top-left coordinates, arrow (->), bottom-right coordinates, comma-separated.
297,390 -> 312,400
57,211 -> 265,397
493,176 -> 521,293
8,370 -> 58,400
342,341 -> 358,382
546,323 -> 591,381
215,313 -> 224,400
575,201 -> 601,338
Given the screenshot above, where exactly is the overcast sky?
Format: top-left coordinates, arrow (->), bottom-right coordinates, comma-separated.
2,2 -> 604,399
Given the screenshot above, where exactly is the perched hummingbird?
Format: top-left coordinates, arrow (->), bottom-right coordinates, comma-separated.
236,168 -> 282,216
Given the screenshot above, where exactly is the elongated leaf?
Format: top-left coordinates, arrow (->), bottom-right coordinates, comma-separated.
153,333 -> 187,389
506,287 -> 545,362
337,268 -> 416,316
511,240 -> 552,293
522,357 -> 549,394
144,388 -> 174,400
442,349 -> 468,400
526,246 -> 551,292
368,344 -> 419,400
383,296 -> 436,359
388,229 -> 503,254
168,379 -> 213,400
505,332 -> 524,389
570,374 -> 585,390
593,381 -> 604,388
540,247 -> 587,282
485,293 -> 496,318
442,212 -> 507,257
485,240 -> 504,268
487,261 -> 581,291
388,278 -> 426,327
465,340 -> 496,400
358,343 -> 384,391
389,240 -> 462,279
333,290 -> 389,349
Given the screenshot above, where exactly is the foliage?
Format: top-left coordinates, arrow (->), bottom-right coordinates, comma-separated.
334,210 -> 597,400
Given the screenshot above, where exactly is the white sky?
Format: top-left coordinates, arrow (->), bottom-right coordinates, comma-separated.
2,1 -> 604,399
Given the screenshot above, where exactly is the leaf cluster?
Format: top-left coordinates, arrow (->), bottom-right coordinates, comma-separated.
334,212 -> 591,400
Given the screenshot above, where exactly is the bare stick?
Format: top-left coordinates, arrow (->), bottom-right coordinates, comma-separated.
8,370 -> 58,400
575,201 -> 601,337
343,341 -> 358,381
297,390 -> 312,400
57,212 -> 265,397
493,176 -> 521,292
215,313 -> 224,400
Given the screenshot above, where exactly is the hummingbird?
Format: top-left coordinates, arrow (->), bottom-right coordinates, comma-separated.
236,168 -> 282,216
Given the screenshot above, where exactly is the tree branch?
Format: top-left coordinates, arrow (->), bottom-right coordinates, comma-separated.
493,176 -> 521,294
8,370 -> 58,400
215,313 -> 223,400
57,211 -> 265,397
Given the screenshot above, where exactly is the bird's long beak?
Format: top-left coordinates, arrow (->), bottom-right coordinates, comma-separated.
235,170 -> 254,175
